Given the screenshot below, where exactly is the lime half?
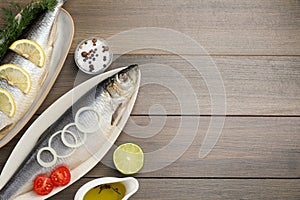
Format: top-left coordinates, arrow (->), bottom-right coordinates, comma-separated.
113,143 -> 144,175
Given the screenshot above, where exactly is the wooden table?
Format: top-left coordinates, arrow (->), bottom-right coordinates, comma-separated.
1,0 -> 300,199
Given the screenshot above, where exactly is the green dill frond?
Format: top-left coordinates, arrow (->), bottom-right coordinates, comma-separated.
0,0 -> 57,60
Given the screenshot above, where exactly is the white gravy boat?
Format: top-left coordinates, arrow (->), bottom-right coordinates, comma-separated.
74,177 -> 139,200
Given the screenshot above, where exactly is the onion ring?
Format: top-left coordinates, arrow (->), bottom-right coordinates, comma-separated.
75,107 -> 102,133
37,147 -> 57,168
61,123 -> 87,148
48,130 -> 77,158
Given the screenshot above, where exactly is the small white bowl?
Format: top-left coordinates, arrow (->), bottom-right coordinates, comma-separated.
74,177 -> 139,200
74,37 -> 113,74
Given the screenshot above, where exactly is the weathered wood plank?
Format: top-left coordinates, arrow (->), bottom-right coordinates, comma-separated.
64,0 -> 300,55
1,117 -> 299,177
0,0 -> 299,55
50,178 -> 300,200
87,116 -> 300,178
39,55 -> 300,115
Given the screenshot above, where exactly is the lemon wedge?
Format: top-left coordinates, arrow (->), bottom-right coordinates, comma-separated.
113,143 -> 144,175
9,39 -> 45,67
0,64 -> 32,94
0,88 -> 16,118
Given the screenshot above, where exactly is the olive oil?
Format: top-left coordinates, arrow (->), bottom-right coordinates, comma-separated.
83,182 -> 126,200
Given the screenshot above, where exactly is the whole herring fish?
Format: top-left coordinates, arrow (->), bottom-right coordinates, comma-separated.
0,65 -> 140,199
0,0 -> 66,139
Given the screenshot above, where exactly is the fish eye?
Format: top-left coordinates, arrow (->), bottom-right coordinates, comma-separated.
118,72 -> 128,82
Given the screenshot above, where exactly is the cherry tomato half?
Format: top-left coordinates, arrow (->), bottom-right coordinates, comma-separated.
50,166 -> 71,186
33,175 -> 54,196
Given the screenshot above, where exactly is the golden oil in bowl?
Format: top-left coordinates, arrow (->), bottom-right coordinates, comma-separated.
83,182 -> 126,200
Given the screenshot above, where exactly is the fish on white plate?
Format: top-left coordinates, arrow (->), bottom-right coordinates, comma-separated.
0,64 -> 140,199
0,0 -> 66,140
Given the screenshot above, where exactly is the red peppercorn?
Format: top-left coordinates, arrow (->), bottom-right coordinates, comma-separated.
81,51 -> 88,57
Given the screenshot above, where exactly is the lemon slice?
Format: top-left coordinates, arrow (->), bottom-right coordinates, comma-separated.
0,64 -> 32,94
113,143 -> 144,175
0,88 -> 16,118
9,39 -> 45,67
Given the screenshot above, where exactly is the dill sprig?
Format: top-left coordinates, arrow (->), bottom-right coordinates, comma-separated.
0,0 -> 57,60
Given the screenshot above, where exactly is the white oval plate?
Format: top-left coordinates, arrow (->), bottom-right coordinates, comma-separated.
0,8 -> 75,148
0,66 -> 140,199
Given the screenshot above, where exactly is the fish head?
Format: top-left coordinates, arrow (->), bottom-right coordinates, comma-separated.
105,64 -> 140,126
105,64 -> 140,99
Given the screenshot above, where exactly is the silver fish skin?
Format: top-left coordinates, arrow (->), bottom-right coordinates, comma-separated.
0,0 -> 66,139
0,65 -> 140,200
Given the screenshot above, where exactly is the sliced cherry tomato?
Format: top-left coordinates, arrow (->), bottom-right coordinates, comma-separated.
50,166 -> 71,186
33,175 -> 54,196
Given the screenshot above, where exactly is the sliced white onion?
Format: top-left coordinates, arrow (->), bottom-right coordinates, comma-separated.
61,123 -> 87,148
48,130 -> 62,147
48,130 -> 77,158
75,107 -> 102,134
37,147 -> 58,168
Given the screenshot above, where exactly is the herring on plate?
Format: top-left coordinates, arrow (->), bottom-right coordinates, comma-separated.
0,65 -> 140,199
0,0 -> 66,140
